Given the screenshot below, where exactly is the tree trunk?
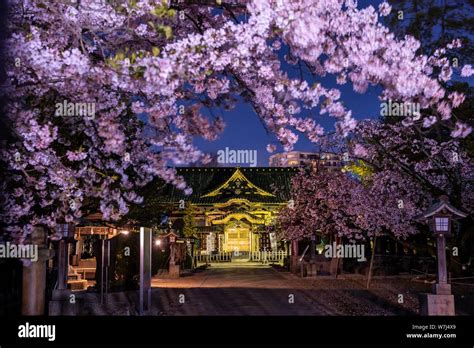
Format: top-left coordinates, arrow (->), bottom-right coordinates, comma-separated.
366,236 -> 377,289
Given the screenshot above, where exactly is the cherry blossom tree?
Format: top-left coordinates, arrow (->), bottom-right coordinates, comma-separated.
279,121 -> 472,241
1,0 -> 472,244
278,167 -> 421,242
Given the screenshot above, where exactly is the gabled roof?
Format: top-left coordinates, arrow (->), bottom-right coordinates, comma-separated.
201,168 -> 274,198
418,196 -> 467,220
160,167 -> 298,204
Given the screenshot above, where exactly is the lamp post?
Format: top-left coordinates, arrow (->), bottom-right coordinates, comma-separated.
417,195 -> 466,315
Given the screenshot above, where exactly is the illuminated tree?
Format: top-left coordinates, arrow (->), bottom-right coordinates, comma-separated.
1,0 -> 472,244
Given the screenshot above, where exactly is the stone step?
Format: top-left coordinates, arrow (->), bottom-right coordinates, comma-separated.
67,279 -> 88,291
68,274 -> 82,280
71,267 -> 96,280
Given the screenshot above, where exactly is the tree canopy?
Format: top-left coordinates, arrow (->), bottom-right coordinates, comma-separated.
1,0 -> 472,243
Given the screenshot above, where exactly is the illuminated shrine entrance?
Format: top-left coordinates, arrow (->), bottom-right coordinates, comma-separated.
215,218 -> 259,261
224,226 -> 251,253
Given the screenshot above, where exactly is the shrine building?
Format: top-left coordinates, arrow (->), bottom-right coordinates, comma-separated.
161,167 -> 298,259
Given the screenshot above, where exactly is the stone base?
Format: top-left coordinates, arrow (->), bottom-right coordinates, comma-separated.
432,283 -> 452,295
419,293 -> 455,316
169,263 -> 180,278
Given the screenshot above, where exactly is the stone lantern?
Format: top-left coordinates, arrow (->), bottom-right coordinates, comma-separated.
417,196 -> 466,315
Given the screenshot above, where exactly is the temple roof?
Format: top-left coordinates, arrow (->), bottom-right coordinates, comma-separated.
160,167 -> 298,204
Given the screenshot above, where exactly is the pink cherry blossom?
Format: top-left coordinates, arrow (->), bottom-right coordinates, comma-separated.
1,0 -> 471,243
461,64 -> 473,77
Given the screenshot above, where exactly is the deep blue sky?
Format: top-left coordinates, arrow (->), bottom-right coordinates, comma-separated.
192,0 -> 471,167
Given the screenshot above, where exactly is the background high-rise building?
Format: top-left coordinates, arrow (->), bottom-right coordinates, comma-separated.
268,151 -> 342,171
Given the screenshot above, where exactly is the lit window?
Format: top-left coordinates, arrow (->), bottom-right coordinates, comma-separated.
435,217 -> 449,232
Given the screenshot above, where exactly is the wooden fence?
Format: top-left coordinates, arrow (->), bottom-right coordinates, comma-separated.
250,251 -> 288,263
194,252 -> 233,263
194,251 -> 288,264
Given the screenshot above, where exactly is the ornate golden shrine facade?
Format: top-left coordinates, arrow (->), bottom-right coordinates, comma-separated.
162,167 -> 297,257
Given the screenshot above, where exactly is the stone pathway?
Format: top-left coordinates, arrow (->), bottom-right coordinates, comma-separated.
150,263 -> 415,316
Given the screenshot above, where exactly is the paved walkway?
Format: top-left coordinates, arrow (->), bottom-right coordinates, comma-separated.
150,264 -> 414,316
